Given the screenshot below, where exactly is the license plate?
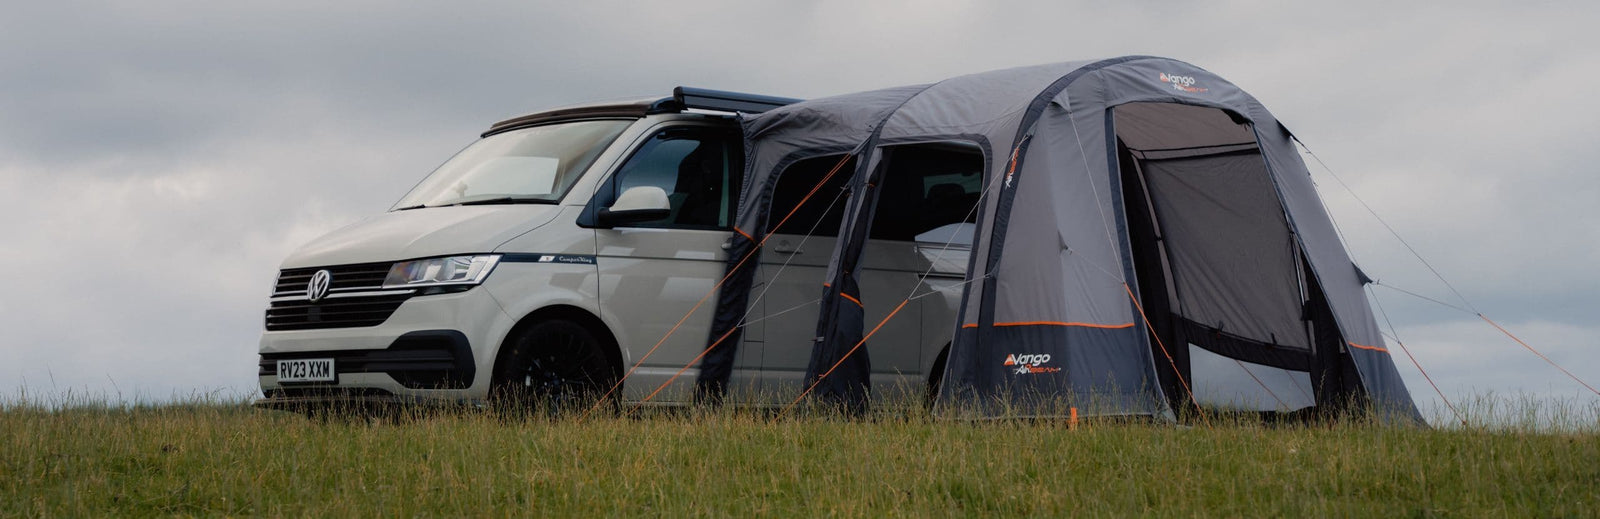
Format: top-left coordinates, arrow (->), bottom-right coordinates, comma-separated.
277,358 -> 335,383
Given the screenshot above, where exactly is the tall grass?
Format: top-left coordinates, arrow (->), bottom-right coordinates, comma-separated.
1,393 -> 1596,516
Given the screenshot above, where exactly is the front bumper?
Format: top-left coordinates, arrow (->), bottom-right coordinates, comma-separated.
261,329 -> 475,391
256,285 -> 515,402
252,389 -> 474,414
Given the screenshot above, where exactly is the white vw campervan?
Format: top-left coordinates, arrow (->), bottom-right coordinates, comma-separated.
258,88 -> 984,409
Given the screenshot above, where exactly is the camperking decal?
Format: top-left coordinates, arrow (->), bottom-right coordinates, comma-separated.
1003,353 -> 1062,375
501,253 -> 597,265
1158,72 -> 1208,93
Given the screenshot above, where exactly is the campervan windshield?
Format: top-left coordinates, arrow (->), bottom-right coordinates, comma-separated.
393,119 -> 631,209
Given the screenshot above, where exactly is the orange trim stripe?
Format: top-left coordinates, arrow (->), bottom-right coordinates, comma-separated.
840,292 -> 864,307
1347,341 -> 1389,353
962,321 -> 1135,329
733,227 -> 754,241
1007,142 -> 1022,176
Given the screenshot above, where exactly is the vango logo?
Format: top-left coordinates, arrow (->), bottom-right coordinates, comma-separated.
1003,353 -> 1062,375
1159,72 -> 1208,93
1004,353 -> 1051,366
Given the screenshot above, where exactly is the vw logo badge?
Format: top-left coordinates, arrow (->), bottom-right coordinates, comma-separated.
306,270 -> 332,303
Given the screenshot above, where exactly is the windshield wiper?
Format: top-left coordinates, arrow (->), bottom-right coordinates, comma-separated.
450,196 -> 555,206
391,197 -> 553,210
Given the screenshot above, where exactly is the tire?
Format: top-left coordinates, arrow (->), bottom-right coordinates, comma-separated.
490,319 -> 617,416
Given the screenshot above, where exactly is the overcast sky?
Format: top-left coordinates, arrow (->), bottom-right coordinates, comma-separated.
2,1 -> 1595,419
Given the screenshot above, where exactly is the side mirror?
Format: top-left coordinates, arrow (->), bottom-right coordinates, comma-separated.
597,186 -> 671,228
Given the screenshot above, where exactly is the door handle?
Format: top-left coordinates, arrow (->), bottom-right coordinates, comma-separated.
772,240 -> 803,254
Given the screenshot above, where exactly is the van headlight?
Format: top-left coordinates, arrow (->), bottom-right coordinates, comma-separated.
383,255 -> 501,289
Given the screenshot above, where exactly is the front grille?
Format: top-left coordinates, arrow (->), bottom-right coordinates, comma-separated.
266,262 -> 412,331
273,262 -> 393,298
266,294 -> 413,330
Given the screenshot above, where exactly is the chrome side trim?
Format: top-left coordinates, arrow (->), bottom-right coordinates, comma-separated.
271,289 -> 416,303
272,286 -> 395,297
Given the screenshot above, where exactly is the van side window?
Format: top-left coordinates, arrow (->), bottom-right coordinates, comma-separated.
768,154 -> 856,236
604,127 -> 743,229
766,144 -> 984,240
870,143 -> 985,241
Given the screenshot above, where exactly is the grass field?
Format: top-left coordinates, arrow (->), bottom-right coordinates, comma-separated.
2,396 -> 1597,517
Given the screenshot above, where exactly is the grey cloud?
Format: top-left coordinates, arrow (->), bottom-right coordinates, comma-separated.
2,1 -> 1596,409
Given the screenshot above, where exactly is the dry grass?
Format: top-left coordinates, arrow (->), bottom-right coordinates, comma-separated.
1,394 -> 1596,517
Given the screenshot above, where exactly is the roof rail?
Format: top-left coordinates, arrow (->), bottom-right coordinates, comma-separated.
673,87 -> 801,114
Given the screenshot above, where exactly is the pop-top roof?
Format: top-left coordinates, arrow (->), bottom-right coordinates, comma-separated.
485,87 -> 802,136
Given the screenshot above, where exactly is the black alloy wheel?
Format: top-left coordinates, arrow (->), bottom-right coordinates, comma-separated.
491,320 -> 617,416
